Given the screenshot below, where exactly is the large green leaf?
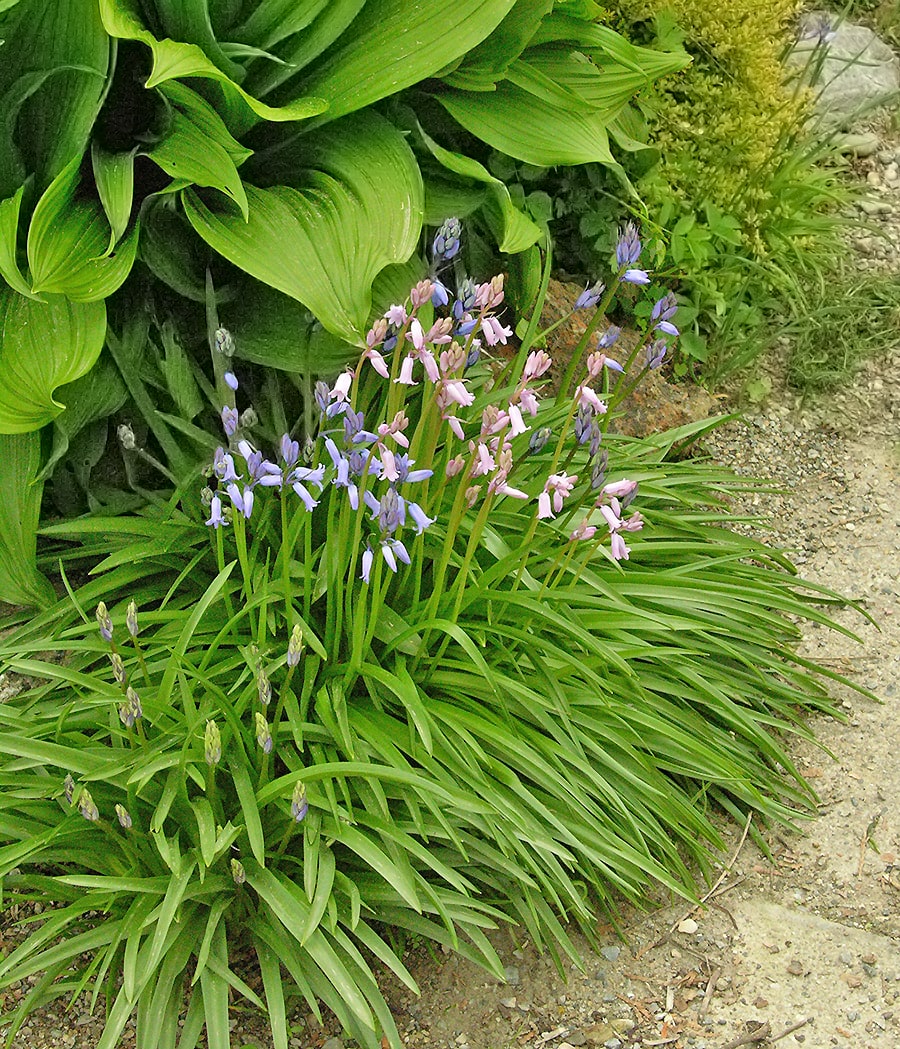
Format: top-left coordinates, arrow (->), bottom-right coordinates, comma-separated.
299,0 -> 518,124
0,0 -> 109,198
232,0 -> 329,51
0,289 -> 106,433
91,145 -> 135,248
35,355 -> 127,482
441,0 -> 553,90
184,111 -> 423,344
0,187 -> 37,298
26,157 -> 138,302
98,0 -> 327,124
438,81 -> 616,166
417,126 -> 542,254
0,432 -> 55,608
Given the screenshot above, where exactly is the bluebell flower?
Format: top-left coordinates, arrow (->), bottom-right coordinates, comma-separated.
574,406 -> 594,445
221,406 -> 239,437
291,781 -> 308,822
598,325 -> 621,349
383,334 -> 398,354
280,434 -> 300,467
378,489 -> 403,533
646,339 -> 667,370
454,278 -> 477,319
431,280 -> 450,308
213,447 -> 239,483
115,804 -> 132,829
615,223 -> 641,268
574,281 -> 605,310
393,454 -> 432,485
589,422 -> 602,459
224,371 -> 238,391
361,546 -> 374,583
465,345 -> 481,370
528,427 -> 552,455
457,317 -> 478,337
205,493 -> 226,528
432,217 -> 462,262
226,482 -> 254,519
407,501 -> 434,534
344,409 -> 378,445
314,381 -> 331,416
621,268 -> 650,286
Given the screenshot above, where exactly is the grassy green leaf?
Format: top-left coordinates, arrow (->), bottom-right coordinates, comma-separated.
185,111 -> 423,344
0,288 -> 106,433
91,144 -> 135,248
0,432 -> 55,607
230,759 -> 265,866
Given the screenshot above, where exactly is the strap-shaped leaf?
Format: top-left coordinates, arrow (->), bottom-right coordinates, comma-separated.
184,111 -> 423,344
92,144 -> 136,248
0,432 -> 55,607
27,157 -> 138,302
98,0 -> 327,123
0,288 -> 106,433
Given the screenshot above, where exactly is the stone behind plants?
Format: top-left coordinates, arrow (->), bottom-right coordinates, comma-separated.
788,12 -> 900,130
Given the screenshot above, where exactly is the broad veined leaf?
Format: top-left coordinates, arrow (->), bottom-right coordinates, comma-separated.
223,280 -> 354,374
184,111 -> 423,344
134,0 -> 243,80
0,432 -> 55,608
441,0 -> 553,91
231,0 -> 329,52
158,81 -> 253,167
138,196 -> 210,301
0,186 -> 37,298
438,80 -> 616,167
27,157 -> 139,302
298,0 -> 518,124
36,354 -> 127,482
417,126 -> 542,254
91,144 -> 135,248
244,0 -> 365,97
149,105 -> 249,219
0,0 -> 109,198
98,0 -> 328,123
0,289 -> 106,433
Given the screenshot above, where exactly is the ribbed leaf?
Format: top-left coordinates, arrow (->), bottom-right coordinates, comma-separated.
417,126 -> 541,254
299,0 -> 518,124
441,0 -> 553,90
27,157 -> 138,302
98,0 -> 327,123
92,145 -> 135,248
0,187 -> 37,298
0,288 -> 106,433
232,0 -> 328,51
184,111 -> 423,344
0,432 -> 55,607
438,81 -> 616,166
0,0 -> 109,198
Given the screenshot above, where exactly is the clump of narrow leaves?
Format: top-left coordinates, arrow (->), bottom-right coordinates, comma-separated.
0,240 -> 868,1048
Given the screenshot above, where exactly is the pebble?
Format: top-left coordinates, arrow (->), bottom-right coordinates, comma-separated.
504,965 -> 520,986
322,1039 -> 344,1049
600,946 -> 621,962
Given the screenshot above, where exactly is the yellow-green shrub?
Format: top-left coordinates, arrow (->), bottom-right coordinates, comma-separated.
612,0 -> 809,244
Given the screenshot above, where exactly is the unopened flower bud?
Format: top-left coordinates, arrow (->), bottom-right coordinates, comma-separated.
125,599 -> 139,638
109,652 -> 126,687
446,455 -> 465,478
591,450 -> 609,491
231,858 -> 246,885
78,788 -> 99,822
119,702 -> 134,728
255,712 -> 273,755
223,371 -> 239,391
257,667 -> 272,706
291,780 -> 308,822
465,485 -> 481,508
432,217 -> 462,262
117,423 -> 136,451
286,625 -> 304,667
527,427 -> 552,455
115,804 -> 132,829
214,327 -> 234,357
95,602 -> 113,642
410,279 -> 435,308
204,720 -> 221,766
126,685 -> 142,722
240,406 -> 258,429
64,774 -> 76,805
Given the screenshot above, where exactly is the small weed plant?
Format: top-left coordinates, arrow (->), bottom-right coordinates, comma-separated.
0,225 -> 864,1048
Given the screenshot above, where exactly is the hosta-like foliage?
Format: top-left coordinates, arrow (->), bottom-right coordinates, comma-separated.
0,0 -> 686,606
